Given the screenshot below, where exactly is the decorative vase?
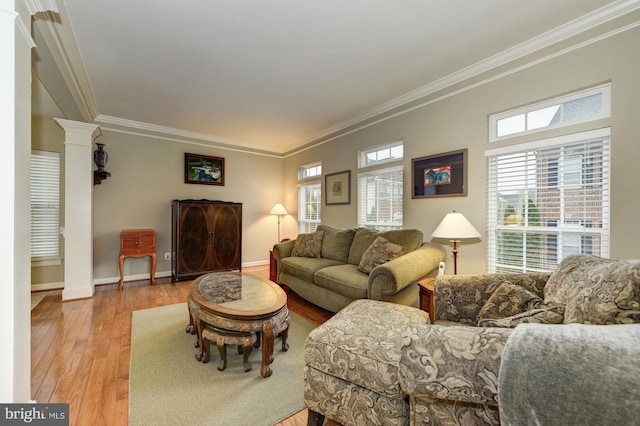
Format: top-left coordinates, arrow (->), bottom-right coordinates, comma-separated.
93,143 -> 108,171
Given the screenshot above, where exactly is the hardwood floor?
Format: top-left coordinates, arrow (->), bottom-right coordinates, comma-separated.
30,266 -> 340,425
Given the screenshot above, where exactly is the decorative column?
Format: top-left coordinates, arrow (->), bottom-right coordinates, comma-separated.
55,118 -> 102,301
2,0 -> 58,404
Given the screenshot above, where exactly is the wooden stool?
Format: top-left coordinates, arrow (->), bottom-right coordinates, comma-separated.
200,326 -> 254,372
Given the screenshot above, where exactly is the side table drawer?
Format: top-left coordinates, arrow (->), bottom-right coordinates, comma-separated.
121,235 -> 155,254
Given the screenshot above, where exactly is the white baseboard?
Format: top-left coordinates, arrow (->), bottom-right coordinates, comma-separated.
31,261 -> 270,293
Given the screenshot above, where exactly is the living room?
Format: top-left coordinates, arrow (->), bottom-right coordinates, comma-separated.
4,0 -> 640,423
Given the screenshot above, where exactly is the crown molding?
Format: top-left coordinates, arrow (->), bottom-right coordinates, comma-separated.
96,114 -> 284,158
32,0 -> 98,122
24,0 -> 59,15
286,0 -> 640,153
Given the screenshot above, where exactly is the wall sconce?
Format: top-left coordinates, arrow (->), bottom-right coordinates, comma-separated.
93,142 -> 111,185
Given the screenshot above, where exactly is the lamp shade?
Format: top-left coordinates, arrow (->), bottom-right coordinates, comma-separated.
431,211 -> 481,240
270,203 -> 288,216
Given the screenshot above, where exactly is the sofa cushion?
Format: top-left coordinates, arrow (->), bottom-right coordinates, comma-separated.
478,306 -> 565,328
380,229 -> 423,253
477,282 -> 544,323
358,236 -> 406,274
291,231 -> 324,258
347,228 -> 381,265
317,225 -> 356,263
304,299 -> 430,399
314,264 -> 369,300
545,254 -> 640,324
280,256 -> 343,283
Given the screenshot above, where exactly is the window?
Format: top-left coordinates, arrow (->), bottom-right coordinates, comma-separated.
31,150 -> 61,264
359,141 -> 404,168
490,84 -> 610,142
358,166 -> 403,231
486,128 -> 610,273
298,163 -> 322,233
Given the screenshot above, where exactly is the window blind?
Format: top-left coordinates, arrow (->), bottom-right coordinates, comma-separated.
31,151 -> 60,259
298,182 -> 321,233
357,166 -> 403,231
486,128 -> 610,273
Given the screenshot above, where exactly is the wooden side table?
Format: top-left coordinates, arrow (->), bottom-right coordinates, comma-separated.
418,277 -> 435,324
119,229 -> 157,289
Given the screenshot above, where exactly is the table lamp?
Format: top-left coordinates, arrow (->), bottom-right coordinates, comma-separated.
431,210 -> 481,274
270,203 -> 288,242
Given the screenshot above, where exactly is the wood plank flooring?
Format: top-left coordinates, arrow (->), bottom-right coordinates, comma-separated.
30,266 -> 340,426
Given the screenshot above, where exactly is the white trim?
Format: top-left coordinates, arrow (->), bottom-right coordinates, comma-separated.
485,127 -> 611,157
489,84 -> 611,142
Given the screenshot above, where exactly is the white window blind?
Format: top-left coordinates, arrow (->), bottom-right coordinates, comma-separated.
486,128 -> 610,273
357,166 -> 403,231
298,182 -> 321,233
31,150 -> 60,260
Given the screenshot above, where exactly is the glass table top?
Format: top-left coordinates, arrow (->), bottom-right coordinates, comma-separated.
194,271 -> 284,313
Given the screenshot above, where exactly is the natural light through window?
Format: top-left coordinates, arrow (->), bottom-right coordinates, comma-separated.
491,84 -> 610,141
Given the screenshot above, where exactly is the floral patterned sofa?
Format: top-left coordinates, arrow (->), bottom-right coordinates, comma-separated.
304,254 -> 640,425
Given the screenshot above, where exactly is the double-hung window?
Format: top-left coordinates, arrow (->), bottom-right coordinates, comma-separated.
31,150 -> 61,265
357,142 -> 404,231
486,128 -> 610,273
298,163 -> 322,233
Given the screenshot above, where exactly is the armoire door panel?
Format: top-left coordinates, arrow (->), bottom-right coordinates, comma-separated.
211,204 -> 241,269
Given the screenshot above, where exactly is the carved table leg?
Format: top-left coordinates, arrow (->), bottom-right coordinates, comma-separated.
254,331 -> 261,349
201,337 -> 211,363
280,324 -> 289,352
216,337 -> 227,371
242,339 -> 253,372
261,320 -> 275,377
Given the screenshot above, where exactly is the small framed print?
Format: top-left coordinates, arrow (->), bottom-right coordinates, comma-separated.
325,170 -> 351,205
184,153 -> 225,186
411,149 -> 467,198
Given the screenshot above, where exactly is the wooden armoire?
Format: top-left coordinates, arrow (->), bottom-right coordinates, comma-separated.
171,199 -> 242,281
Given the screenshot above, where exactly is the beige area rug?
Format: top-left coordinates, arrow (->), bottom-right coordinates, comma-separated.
129,303 -> 316,426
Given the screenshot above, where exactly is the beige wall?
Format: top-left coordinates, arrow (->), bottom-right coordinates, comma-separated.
90,130 -> 284,282
283,25 -> 640,274
32,22 -> 640,286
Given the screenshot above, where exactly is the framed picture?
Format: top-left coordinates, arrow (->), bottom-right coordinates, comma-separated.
325,170 -> 351,205
184,153 -> 225,186
411,149 -> 467,198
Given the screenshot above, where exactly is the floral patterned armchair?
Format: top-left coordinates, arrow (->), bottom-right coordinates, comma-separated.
398,255 -> 640,425
305,254 -> 640,425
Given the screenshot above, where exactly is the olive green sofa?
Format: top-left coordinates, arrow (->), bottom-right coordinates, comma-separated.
272,225 -> 446,313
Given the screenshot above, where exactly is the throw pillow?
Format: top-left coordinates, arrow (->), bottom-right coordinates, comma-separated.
347,228 -> 381,265
477,282 -> 544,323
357,236 -> 406,274
544,254 -> 610,307
291,231 -> 324,258
477,306 -> 565,328
563,258 -> 640,325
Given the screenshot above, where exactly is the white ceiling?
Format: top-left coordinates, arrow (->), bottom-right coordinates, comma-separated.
48,0 -> 630,154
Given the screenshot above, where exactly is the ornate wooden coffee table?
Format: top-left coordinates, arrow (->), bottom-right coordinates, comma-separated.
186,271 -> 290,377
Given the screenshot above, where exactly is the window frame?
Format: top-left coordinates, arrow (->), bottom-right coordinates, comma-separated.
297,162 -> 322,234
358,140 -> 404,169
357,165 -> 404,231
485,127 -> 610,273
31,150 -> 62,266
489,84 -> 611,142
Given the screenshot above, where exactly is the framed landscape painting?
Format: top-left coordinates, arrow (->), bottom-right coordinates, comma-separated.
184,153 -> 225,186
411,149 -> 467,198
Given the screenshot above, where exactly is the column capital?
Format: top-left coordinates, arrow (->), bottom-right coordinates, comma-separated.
54,118 -> 101,144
